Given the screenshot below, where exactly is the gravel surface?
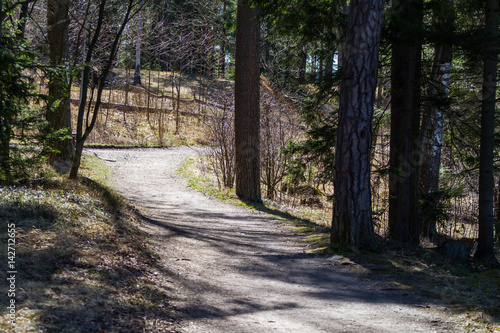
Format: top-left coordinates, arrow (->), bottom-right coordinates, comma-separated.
89,147 -> 464,333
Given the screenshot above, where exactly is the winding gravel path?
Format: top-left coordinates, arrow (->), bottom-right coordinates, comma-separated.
89,147 -> 463,333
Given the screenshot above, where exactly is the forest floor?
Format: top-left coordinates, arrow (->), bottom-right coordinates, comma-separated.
87,146 -> 494,333
1,146 -> 498,332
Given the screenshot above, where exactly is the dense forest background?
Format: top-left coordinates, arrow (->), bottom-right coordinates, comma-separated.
1,0 -> 499,263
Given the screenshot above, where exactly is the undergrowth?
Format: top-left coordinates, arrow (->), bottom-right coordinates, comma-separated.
0,154 -> 178,332
180,154 -> 500,332
178,155 -> 333,226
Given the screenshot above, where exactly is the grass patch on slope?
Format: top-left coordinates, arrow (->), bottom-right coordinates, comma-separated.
177,155 -> 331,229
177,156 -> 244,206
0,154 -> 178,332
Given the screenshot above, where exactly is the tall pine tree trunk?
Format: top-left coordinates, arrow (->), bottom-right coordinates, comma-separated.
388,0 -> 423,247
47,0 -> 73,164
234,0 -> 261,202
331,0 -> 384,250
476,0 -> 499,264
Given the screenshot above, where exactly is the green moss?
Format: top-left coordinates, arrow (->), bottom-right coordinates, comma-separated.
296,226 -> 318,233
307,232 -> 330,247
479,269 -> 500,279
81,153 -> 113,184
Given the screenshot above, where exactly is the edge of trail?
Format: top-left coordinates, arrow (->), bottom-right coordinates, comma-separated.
88,146 -> 467,333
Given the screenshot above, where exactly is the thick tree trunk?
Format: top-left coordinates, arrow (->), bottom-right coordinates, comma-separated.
47,0 -> 73,164
234,0 -> 261,202
388,0 -> 423,247
419,43 -> 452,239
331,0 -> 384,251
476,0 -> 499,264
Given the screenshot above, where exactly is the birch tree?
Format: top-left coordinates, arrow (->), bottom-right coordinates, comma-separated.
419,1 -> 454,239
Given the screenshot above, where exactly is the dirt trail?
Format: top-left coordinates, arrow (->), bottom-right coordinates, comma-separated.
89,147 -> 463,333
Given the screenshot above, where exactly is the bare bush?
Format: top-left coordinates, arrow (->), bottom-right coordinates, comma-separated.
203,88 -> 235,189
260,89 -> 301,201
203,83 -> 302,197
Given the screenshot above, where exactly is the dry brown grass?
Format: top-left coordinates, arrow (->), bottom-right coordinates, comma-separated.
0,155 -> 180,332
71,72 -> 208,147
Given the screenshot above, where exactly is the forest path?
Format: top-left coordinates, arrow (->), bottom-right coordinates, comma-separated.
89,147 -> 463,333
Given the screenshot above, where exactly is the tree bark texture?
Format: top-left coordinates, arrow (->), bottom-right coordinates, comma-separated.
47,0 -> 73,163
234,0 -> 261,202
419,43 -> 452,239
331,0 -> 384,250
388,0 -> 423,246
476,0 -> 499,263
